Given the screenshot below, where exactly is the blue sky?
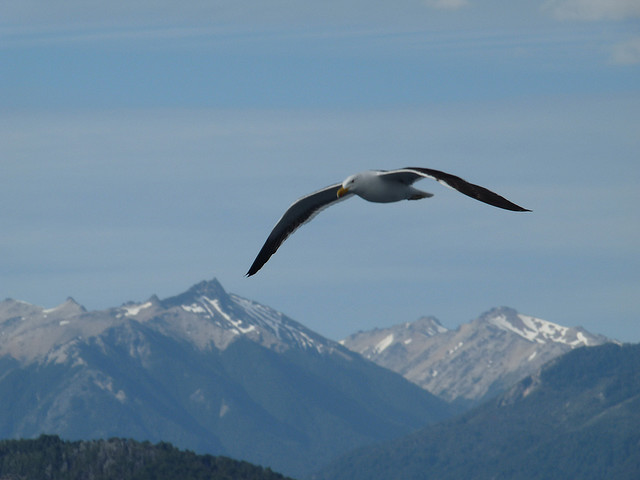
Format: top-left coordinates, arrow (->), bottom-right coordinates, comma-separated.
1,1 -> 639,342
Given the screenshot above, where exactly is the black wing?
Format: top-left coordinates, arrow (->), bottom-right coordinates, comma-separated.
246,183 -> 353,276
390,167 -> 531,212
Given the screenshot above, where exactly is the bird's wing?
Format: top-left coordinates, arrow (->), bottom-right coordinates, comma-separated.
246,183 -> 353,276
380,167 -> 531,212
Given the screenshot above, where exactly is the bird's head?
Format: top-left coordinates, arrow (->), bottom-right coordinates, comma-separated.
337,174 -> 359,198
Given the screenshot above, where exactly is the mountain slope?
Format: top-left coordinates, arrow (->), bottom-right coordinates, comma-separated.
0,279 -> 453,478
341,307 -> 610,405
316,342 -> 640,480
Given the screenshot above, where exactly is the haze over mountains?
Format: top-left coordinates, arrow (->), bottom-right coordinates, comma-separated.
0,279 -> 452,478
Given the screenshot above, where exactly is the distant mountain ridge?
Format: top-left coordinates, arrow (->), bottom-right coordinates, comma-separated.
317,342 -> 640,480
341,307 -> 611,404
0,279 -> 453,478
0,280 -> 330,361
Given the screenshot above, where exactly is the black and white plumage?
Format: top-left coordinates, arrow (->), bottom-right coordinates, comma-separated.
246,167 -> 530,276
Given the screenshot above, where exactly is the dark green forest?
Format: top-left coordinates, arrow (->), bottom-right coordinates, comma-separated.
0,435 -> 294,480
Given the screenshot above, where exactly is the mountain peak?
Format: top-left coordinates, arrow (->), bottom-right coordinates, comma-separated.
412,316 -> 449,336
1,279 -> 336,362
188,278 -> 227,297
0,298 -> 41,319
160,278 -> 228,309
112,279 -> 334,354
342,307 -> 611,404
480,307 -> 602,347
44,297 -> 87,316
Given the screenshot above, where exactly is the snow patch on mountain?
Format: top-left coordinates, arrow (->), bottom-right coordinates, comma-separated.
487,310 -> 596,347
448,341 -> 464,355
375,334 -> 394,354
207,297 -> 256,335
229,294 -> 329,352
181,304 -> 206,314
123,301 -> 153,317
93,373 -> 127,403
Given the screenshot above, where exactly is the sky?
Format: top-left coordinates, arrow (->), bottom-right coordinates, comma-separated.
1,0 -> 639,343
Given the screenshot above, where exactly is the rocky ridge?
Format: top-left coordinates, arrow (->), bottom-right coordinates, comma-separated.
341,307 -> 612,404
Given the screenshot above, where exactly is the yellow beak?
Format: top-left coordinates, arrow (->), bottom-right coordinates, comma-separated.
337,186 -> 349,198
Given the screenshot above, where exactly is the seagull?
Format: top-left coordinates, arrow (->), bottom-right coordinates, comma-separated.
246,167 -> 530,276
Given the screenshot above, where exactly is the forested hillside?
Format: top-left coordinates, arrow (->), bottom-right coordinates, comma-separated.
317,343 -> 640,480
0,435 -> 293,480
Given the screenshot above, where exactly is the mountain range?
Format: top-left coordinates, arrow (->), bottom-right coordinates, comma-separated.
0,279 -> 452,478
316,342 -> 640,480
1,277 -> 629,478
341,307 -> 611,406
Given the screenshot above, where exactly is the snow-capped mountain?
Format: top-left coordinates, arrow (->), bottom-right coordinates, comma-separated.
0,279 -> 451,478
485,308 -> 601,347
341,307 -> 611,405
0,280 -> 330,363
120,279 -> 332,354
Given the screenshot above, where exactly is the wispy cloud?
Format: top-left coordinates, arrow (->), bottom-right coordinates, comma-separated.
543,0 -> 640,21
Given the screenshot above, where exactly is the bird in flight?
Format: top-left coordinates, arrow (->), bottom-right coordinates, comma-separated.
246,167 -> 530,276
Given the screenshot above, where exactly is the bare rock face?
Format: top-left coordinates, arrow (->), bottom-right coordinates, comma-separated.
341,307 -> 611,405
